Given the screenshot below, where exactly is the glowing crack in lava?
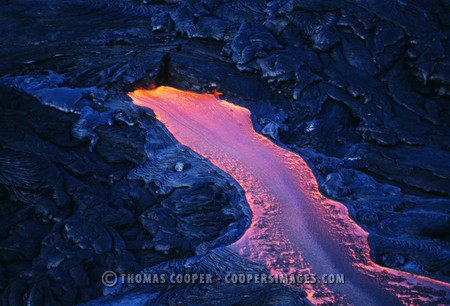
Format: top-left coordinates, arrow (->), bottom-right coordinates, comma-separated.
129,86 -> 449,305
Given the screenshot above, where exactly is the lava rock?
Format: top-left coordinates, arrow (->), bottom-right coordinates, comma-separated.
320,172 -> 352,198
174,162 -> 184,172
0,85 -> 248,304
382,253 -> 406,268
1,0 -> 450,302
261,121 -> 280,139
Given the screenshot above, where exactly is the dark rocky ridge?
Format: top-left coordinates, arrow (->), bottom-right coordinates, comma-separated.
0,84 -> 255,304
0,0 -> 449,304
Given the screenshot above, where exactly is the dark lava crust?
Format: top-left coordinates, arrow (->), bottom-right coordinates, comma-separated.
0,0 -> 449,305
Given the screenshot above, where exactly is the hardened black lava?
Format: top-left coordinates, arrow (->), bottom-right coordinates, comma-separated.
0,0 -> 449,305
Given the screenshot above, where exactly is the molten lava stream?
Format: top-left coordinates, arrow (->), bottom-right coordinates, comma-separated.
129,86 -> 450,305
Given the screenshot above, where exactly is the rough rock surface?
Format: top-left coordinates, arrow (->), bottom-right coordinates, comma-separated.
0,85 -> 252,304
0,0 -> 449,304
145,0 -> 450,280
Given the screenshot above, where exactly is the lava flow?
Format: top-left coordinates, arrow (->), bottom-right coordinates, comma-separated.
129,86 -> 450,305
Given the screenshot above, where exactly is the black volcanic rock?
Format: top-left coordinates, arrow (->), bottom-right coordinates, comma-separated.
83,248 -> 309,306
0,85 -> 250,304
382,253 -> 406,268
0,0 -> 449,303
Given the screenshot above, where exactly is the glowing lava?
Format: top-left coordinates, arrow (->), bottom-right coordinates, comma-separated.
129,86 -> 449,305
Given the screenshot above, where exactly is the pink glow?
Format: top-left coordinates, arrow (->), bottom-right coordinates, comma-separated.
129,86 -> 449,305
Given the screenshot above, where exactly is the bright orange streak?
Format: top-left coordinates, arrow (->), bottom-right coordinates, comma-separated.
129,86 -> 449,305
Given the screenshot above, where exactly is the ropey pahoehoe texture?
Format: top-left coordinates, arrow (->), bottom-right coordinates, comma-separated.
0,0 -> 449,305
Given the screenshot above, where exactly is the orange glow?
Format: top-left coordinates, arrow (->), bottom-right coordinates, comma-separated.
212,89 -> 222,98
129,86 -> 449,305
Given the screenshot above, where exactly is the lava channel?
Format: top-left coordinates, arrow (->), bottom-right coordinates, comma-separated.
129,86 -> 450,305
